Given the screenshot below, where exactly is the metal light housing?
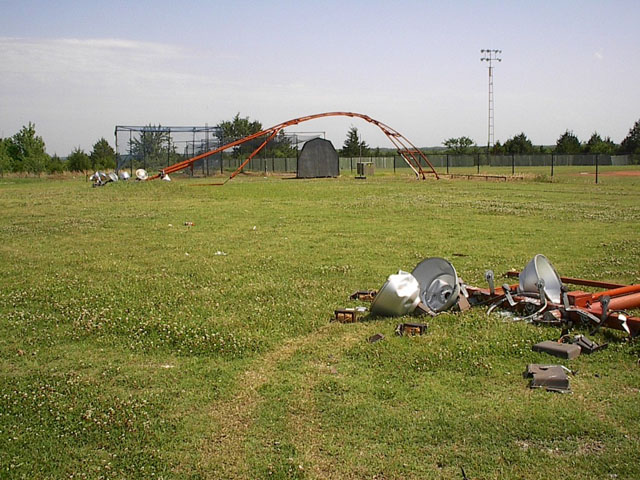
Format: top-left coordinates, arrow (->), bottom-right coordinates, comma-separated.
411,257 -> 460,312
518,254 -> 563,304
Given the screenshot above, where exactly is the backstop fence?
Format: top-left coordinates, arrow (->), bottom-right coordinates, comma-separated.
208,153 -> 639,177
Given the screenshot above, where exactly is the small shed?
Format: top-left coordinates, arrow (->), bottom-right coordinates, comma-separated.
297,138 -> 339,178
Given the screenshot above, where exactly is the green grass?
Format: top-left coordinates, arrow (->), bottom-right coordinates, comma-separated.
1,173 -> 639,479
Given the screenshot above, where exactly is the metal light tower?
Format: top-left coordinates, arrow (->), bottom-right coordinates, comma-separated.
480,49 -> 502,153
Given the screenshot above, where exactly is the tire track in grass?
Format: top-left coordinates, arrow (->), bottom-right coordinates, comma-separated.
283,329 -> 363,479
196,324 -> 361,478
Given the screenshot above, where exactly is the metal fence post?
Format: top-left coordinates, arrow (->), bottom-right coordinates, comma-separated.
393,155 -> 396,174
446,154 -> 449,174
595,154 -> 599,184
477,153 -> 480,174
551,154 -> 554,177
511,154 -> 515,175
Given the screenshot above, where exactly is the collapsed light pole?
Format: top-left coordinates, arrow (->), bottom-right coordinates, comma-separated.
480,49 -> 502,155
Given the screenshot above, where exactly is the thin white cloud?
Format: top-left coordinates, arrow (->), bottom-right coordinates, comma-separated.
594,49 -> 604,61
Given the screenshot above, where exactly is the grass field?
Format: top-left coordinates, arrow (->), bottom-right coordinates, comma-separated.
1,171 -> 639,479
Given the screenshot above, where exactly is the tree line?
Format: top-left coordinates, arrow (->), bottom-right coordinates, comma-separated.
2,116 -> 639,176
0,122 -> 116,176
441,119 -> 640,155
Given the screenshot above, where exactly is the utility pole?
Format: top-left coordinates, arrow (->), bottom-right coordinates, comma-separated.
480,49 -> 502,155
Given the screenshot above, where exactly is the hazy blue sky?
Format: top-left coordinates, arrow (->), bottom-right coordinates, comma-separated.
1,0 -> 639,155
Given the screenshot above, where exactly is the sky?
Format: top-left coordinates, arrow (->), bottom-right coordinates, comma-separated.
1,0 -> 639,155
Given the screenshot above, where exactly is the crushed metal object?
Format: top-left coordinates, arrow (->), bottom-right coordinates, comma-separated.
564,335 -> 608,354
370,271 -> 420,317
334,307 -> 367,323
412,257 -> 460,312
471,255 -> 640,337
532,340 -> 581,359
395,323 -> 428,336
368,333 -> 385,343
524,364 -> 572,393
413,302 -> 436,317
349,290 -> 377,302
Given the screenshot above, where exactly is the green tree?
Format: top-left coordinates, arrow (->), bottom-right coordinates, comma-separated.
442,136 -> 475,154
583,132 -> 617,154
46,154 -> 65,174
266,131 -> 297,158
341,126 -> 369,156
90,138 -> 116,170
503,133 -> 535,154
490,140 -> 505,154
129,126 -> 171,167
66,147 -> 91,173
555,130 -> 581,154
218,113 -> 263,158
0,138 -> 10,176
619,119 -> 640,154
6,122 -> 48,175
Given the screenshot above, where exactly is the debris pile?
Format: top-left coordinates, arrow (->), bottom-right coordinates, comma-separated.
344,254 -> 639,337
335,254 -> 639,392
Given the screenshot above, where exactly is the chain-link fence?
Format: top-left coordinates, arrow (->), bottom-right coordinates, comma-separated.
193,153 -> 640,183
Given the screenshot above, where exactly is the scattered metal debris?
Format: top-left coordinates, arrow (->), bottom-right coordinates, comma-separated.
368,333 -> 385,343
349,290 -> 378,302
333,307 -> 367,323
532,340 -> 581,359
413,302 -> 437,317
468,255 -> 640,337
340,254 -> 640,339
561,334 -> 608,354
395,323 -> 428,336
524,364 -> 572,393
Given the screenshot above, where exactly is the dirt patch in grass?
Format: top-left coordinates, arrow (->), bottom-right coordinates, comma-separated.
195,325 -> 359,478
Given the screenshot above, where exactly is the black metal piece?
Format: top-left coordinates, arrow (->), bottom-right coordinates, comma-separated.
532,340 -> 581,359
572,335 -> 608,354
524,364 -> 571,393
349,290 -> 377,302
368,333 -> 385,344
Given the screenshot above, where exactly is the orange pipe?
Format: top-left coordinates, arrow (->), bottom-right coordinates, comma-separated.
592,284 -> 640,301
588,292 -> 640,314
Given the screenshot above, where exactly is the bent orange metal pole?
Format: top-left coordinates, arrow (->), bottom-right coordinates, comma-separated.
149,112 -> 439,181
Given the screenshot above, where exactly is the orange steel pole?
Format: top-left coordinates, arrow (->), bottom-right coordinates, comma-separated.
592,284 -> 640,301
